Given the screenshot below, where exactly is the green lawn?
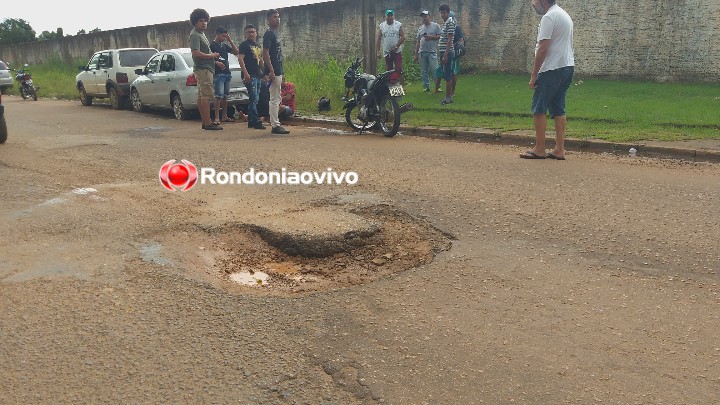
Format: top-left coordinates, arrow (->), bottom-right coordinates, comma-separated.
9,58 -> 720,143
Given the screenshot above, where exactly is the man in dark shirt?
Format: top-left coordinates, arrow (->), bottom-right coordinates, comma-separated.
210,26 -> 239,124
262,9 -> 290,134
238,24 -> 265,130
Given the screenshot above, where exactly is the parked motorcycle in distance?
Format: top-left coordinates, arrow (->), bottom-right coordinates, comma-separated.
14,65 -> 38,101
343,58 -> 411,137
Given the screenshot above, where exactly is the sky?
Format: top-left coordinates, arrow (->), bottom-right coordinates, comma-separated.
3,1 -> 328,37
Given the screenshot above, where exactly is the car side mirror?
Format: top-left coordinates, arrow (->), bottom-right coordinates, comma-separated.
135,68 -> 145,75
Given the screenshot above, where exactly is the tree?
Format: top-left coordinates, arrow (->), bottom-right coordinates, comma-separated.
77,29 -> 86,35
0,18 -> 36,45
38,28 -> 64,41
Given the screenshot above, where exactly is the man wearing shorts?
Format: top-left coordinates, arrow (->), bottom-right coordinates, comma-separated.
521,0 -> 574,159
189,8 -> 222,130
437,4 -> 455,105
210,26 -> 239,124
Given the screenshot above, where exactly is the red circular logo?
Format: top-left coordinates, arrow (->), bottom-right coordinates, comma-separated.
159,160 -> 198,191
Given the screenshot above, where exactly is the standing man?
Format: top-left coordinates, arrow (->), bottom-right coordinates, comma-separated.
238,24 -> 265,130
376,9 -> 405,84
189,8 -> 222,130
437,4 -> 456,105
263,9 -> 290,135
520,0 -> 574,160
210,26 -> 239,124
413,10 -> 441,92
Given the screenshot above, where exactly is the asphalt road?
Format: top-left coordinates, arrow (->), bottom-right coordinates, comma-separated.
1,96 -> 719,404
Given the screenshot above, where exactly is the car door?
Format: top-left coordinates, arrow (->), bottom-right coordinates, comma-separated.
94,51 -> 113,96
138,54 -> 163,106
81,53 -> 102,95
153,53 -> 179,107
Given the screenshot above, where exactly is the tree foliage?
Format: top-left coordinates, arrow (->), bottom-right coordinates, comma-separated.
38,28 -> 64,41
0,18 -> 36,45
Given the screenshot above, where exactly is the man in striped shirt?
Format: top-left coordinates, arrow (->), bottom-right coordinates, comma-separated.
437,4 -> 455,105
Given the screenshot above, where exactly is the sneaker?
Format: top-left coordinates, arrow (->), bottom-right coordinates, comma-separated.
271,126 -> 290,134
254,122 -> 266,130
202,123 -> 223,130
440,97 -> 453,105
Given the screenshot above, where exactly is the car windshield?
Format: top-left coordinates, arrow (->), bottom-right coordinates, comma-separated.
0,61 -> 8,70
118,49 -> 158,67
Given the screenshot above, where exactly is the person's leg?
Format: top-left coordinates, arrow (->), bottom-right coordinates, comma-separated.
419,53 -> 430,90
212,73 -> 223,123
552,115 -> 566,156
247,77 -> 260,127
269,75 -> 286,130
197,70 -> 220,129
442,53 -> 453,104
532,113 -> 548,155
429,52 -> 438,90
221,74 -> 231,121
394,52 -> 404,84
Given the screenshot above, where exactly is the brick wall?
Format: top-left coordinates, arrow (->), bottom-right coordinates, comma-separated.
1,0 -> 719,81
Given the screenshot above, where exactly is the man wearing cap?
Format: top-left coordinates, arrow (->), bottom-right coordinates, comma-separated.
414,10 -> 441,92
376,9 -> 405,84
210,26 -> 239,124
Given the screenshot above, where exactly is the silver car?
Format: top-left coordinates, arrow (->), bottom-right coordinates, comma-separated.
0,61 -> 13,93
130,48 -> 249,120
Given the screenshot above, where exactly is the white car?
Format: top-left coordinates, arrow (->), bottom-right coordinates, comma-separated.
0,61 -> 13,93
76,48 -> 158,109
130,48 -> 249,120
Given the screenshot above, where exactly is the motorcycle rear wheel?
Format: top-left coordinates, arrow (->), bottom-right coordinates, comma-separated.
345,104 -> 376,132
377,95 -> 401,137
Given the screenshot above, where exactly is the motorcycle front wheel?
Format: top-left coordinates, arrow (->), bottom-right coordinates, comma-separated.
377,95 -> 401,137
19,87 -> 26,100
345,104 -> 376,132
29,86 -> 37,101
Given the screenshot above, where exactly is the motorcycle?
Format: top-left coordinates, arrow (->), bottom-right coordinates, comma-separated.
343,58 -> 411,137
15,67 -> 38,101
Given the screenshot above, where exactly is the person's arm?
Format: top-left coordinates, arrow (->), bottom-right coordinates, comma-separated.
443,31 -> 454,63
530,39 -> 550,89
262,48 -> 274,81
226,36 -> 239,56
391,26 -> 405,53
414,35 -> 421,62
237,47 -> 251,83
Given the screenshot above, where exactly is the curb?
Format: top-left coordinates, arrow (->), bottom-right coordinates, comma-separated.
289,116 -> 720,164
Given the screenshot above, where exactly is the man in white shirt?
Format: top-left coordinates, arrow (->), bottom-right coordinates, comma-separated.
376,9 -> 405,84
521,0 -> 575,160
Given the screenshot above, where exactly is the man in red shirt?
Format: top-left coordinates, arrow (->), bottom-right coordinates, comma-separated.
279,76 -> 295,120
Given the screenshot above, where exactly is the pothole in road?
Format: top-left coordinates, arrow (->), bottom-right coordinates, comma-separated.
154,204 -> 453,295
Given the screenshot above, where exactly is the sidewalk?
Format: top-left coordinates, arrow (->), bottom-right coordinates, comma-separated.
290,114 -> 720,163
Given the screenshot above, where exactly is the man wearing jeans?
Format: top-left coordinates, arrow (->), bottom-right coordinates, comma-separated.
520,0 -> 574,160
262,9 -> 290,134
210,26 -> 239,124
413,11 -> 441,92
238,24 -> 265,130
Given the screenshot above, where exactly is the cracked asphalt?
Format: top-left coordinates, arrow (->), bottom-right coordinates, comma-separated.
1,96 -> 719,404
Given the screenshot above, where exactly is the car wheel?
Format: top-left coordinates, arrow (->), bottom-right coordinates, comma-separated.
131,89 -> 145,112
172,94 -> 191,120
79,84 -> 93,106
109,87 -> 123,110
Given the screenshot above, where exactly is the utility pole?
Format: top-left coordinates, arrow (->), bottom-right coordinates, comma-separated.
362,0 -> 377,74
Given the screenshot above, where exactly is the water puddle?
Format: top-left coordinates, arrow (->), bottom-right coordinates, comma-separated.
230,271 -> 270,286
72,188 -> 98,195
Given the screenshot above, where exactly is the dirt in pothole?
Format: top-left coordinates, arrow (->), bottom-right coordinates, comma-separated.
153,205 -> 453,295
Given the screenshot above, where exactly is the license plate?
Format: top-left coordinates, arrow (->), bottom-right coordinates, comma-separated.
389,84 -> 405,97
227,91 -> 242,101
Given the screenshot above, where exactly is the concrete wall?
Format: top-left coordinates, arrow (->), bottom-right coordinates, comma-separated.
1,0 -> 719,81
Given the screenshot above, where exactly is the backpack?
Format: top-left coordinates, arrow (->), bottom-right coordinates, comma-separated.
454,24 -> 466,57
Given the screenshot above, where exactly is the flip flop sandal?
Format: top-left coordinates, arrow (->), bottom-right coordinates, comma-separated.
222,118 -> 235,122
547,153 -> 566,160
519,151 -> 547,159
